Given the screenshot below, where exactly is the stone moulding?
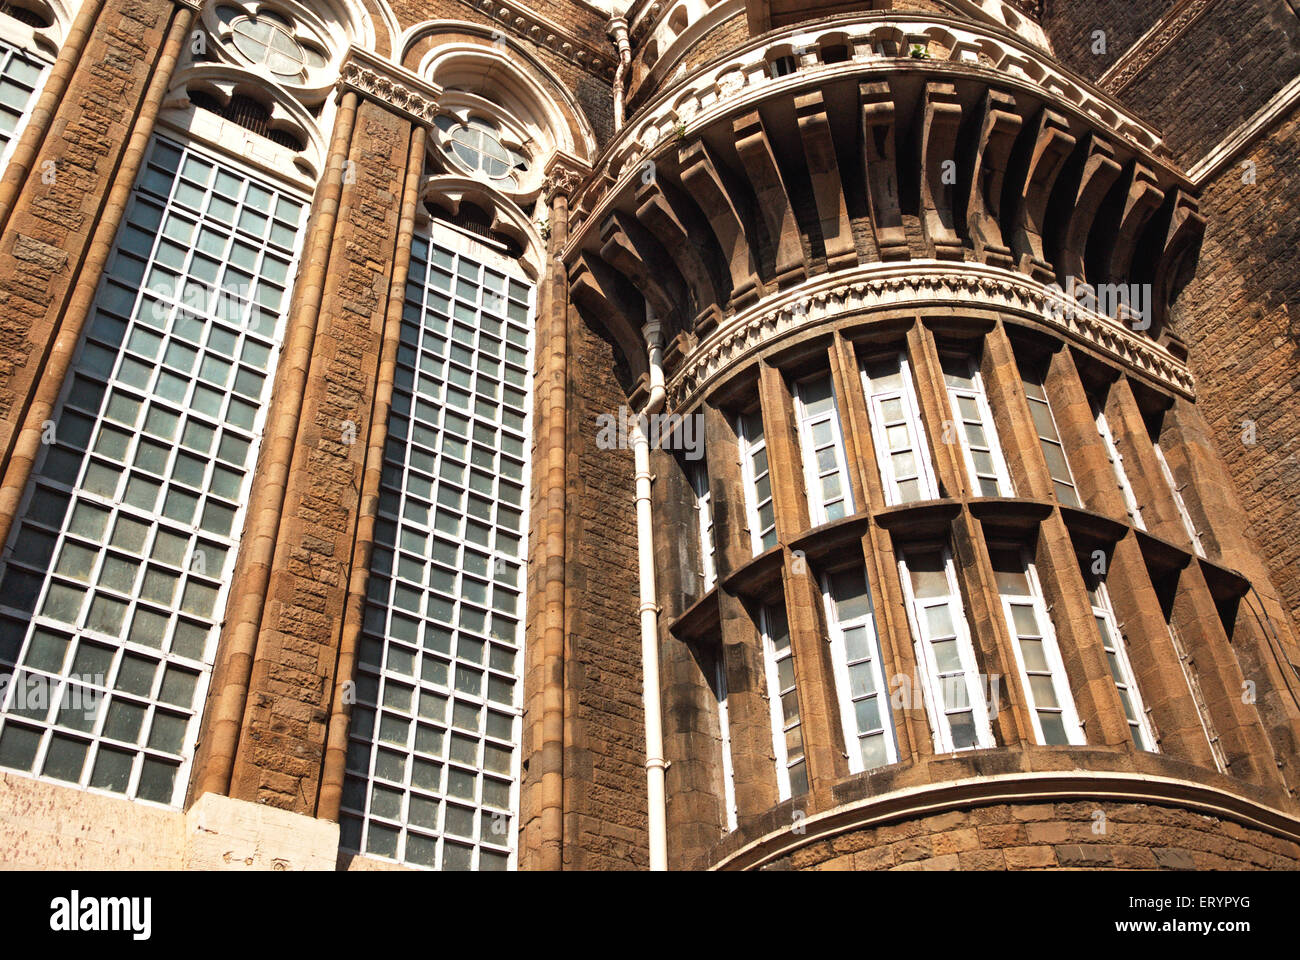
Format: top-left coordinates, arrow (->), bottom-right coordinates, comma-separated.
708,769 -> 1300,871
338,47 -> 443,125
454,0 -> 613,78
665,262 -> 1196,410
1097,0 -> 1218,95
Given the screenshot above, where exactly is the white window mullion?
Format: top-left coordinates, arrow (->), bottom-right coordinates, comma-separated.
1154,442 -> 1206,557
990,545 -> 1085,746
1022,371 -> 1081,507
690,461 -> 717,592
1093,403 -> 1145,530
861,352 -> 938,505
822,567 -> 896,773
793,376 -> 854,526
1085,574 -> 1158,752
737,411 -> 776,554
0,34 -> 51,174
0,136 -> 308,808
713,655 -> 737,832
941,353 -> 1013,498
760,602 -> 807,799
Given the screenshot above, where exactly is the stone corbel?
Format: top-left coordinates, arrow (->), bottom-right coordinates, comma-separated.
634,178 -> 725,335
1056,133 -> 1122,285
795,89 -> 858,272
733,109 -> 806,288
860,81 -> 908,262
1011,107 -> 1076,281
964,88 -> 1022,269
338,47 -> 442,127
678,138 -> 763,309
919,82 -> 965,261
1107,162 -> 1165,286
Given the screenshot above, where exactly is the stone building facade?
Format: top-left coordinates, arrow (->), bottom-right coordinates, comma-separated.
0,0 -> 1296,871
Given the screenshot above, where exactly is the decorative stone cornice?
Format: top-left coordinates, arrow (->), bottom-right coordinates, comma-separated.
338,47 -> 443,126
542,150 -> 591,203
1097,0 -> 1218,95
665,263 -> 1196,411
453,0 -> 613,78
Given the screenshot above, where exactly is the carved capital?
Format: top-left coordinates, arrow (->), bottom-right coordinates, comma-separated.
338,47 -> 443,126
543,151 -> 591,203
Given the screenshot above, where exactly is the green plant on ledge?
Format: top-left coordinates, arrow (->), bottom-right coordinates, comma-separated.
909,43 -> 931,59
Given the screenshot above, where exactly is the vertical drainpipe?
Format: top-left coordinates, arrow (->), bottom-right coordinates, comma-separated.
318,124 -> 427,821
0,2 -> 196,553
632,318 -> 668,870
608,16 -> 632,133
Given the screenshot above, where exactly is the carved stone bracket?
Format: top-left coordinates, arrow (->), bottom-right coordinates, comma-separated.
665,263 -> 1196,410
338,47 -> 443,126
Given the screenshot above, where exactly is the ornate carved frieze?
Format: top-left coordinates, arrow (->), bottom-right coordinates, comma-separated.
1097,0 -> 1219,95
339,48 -> 442,125
664,264 -> 1196,411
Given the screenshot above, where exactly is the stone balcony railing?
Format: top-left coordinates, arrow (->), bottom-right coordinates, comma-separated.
573,11 -> 1168,233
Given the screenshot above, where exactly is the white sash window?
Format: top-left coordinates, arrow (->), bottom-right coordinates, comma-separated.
899,544 -> 995,752
1154,443 -> 1205,558
1093,402 -> 1145,529
760,602 -> 807,799
1022,368 -> 1081,507
861,352 -> 938,505
713,654 -> 737,832
793,376 -> 853,525
989,544 -> 1084,746
1083,569 -> 1158,752
737,411 -> 776,554
822,567 -> 895,772
690,460 -> 716,592
941,353 -> 1013,497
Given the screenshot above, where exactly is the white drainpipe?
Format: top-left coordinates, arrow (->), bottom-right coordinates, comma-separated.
632,318 -> 668,870
608,17 -> 632,133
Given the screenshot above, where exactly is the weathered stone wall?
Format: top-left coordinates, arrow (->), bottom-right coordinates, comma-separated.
223,102 -> 411,811
0,0 -> 174,458
754,799 -> 1300,870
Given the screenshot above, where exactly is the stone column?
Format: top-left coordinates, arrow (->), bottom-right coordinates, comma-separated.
0,0 -> 195,555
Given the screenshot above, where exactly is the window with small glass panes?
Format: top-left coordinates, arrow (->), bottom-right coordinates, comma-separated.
0,136 -> 306,805
339,226 -> 533,871
0,34 -> 49,171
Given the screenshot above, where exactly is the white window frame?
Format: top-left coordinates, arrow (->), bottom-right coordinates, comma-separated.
821,566 -> 896,774
860,351 -> 938,506
990,543 -> 1085,746
1085,573 -> 1158,752
1153,442 -> 1205,558
898,543 -> 996,753
0,28 -> 52,174
0,135 -> 309,808
941,352 -> 1014,498
1093,401 -> 1145,530
793,374 -> 854,526
1022,367 -> 1081,507
338,225 -> 534,871
713,653 -> 738,832
737,411 -> 776,555
759,602 -> 807,800
690,460 -> 717,592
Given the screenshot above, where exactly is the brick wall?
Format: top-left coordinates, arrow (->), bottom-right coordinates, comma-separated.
1114,0 -> 1300,166
1172,110 -> 1300,627
0,0 -> 173,459
224,102 -> 411,811
755,799 -> 1300,870
1040,0 -> 1173,80
562,309 -> 648,870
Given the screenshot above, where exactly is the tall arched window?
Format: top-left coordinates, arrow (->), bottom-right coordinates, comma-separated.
338,217 -> 534,870
0,1 -> 58,173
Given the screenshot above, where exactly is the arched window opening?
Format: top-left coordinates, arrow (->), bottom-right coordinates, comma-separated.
187,89 -> 307,153
434,116 -> 529,189
0,1 -> 52,30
